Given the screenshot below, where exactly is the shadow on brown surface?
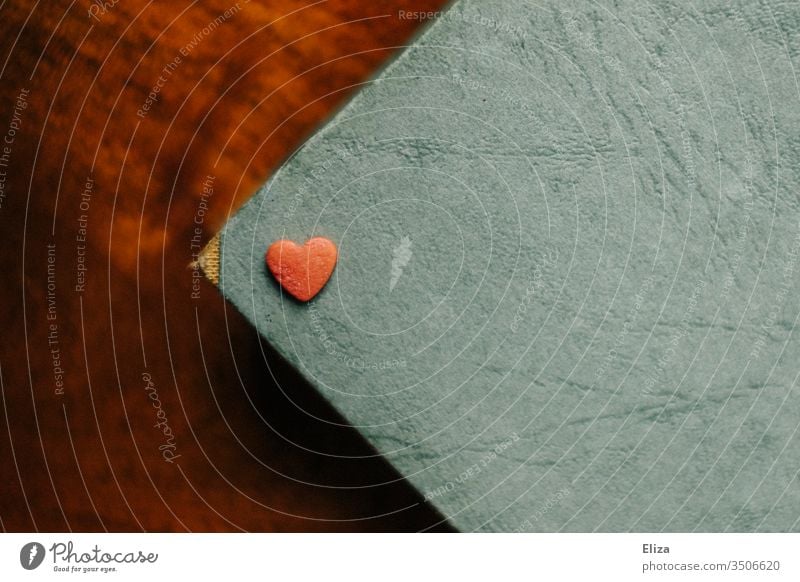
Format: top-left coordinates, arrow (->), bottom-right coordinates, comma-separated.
0,0 -> 453,531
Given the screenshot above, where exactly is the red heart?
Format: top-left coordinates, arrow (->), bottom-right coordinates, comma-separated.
265,237 -> 338,301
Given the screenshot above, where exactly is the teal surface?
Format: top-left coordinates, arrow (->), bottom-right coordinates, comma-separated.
219,0 -> 800,531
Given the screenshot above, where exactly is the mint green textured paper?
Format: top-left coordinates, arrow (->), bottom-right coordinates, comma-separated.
219,0 -> 800,531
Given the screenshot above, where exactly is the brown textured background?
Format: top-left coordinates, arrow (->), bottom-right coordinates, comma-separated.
0,0 -> 452,531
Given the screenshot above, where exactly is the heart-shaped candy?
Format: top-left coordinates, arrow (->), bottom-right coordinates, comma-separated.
265,237 -> 338,301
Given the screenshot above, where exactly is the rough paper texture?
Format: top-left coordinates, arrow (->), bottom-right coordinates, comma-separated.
214,0 -> 800,531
